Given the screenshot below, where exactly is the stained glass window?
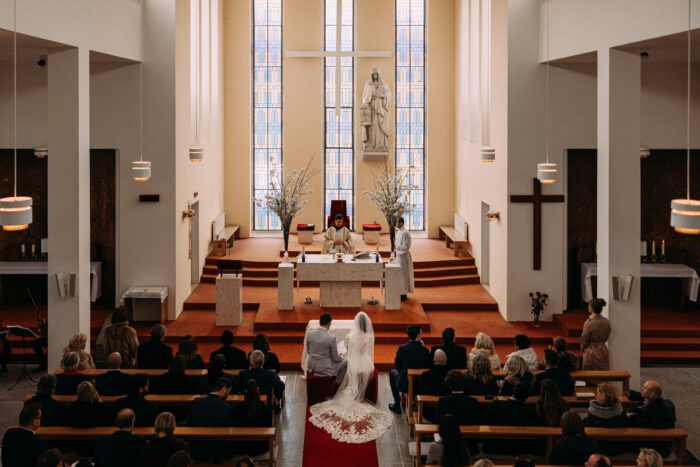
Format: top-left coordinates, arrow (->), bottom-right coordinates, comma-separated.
396,0 -> 425,230
324,0 -> 354,226
253,0 -> 282,230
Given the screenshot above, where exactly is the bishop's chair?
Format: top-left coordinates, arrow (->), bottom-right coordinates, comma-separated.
326,200 -> 351,230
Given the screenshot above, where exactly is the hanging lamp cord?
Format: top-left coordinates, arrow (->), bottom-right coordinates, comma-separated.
687,0 -> 691,200
139,1 -> 144,163
545,0 -> 550,164
13,0 -> 17,198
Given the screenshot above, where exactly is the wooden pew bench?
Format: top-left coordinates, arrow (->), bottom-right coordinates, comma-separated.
24,393 -> 266,407
35,426 -> 276,467
413,424 -> 687,467
55,369 -> 242,377
438,226 -> 469,257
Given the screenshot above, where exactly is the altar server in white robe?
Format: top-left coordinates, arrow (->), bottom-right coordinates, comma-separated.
395,217 -> 414,301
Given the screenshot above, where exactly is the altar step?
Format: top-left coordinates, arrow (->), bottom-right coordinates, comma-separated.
201,264 -> 478,279
199,272 -> 481,286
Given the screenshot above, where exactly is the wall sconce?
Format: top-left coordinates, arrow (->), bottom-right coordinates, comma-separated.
182,204 -> 195,220
486,210 -> 500,221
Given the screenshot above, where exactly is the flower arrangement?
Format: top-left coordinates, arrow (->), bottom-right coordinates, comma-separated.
255,157 -> 319,252
529,291 -> 549,325
362,163 -> 415,252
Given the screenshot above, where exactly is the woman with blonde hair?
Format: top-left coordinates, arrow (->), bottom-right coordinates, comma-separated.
137,412 -> 191,467
66,381 -> 104,428
637,448 -> 663,467
584,383 -> 628,454
473,460 -> 495,467
464,353 -> 498,395
499,355 -> 533,396
62,333 -> 95,370
467,332 -> 501,370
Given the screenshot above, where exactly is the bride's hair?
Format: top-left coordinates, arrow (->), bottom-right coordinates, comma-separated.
357,314 -> 368,333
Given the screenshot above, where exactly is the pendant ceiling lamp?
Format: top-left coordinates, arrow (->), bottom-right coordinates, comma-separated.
0,0 -> 33,231
481,146 -> 495,162
640,146 -> 651,158
34,147 -> 48,158
671,0 -> 700,235
132,5 -> 152,182
190,0 -> 203,162
537,0 -> 557,184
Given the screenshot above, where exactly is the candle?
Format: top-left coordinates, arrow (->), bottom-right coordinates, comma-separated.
641,241 -> 647,256
31,244 -> 35,254
652,241 -> 656,257
21,244 -> 25,254
662,240 -> 665,256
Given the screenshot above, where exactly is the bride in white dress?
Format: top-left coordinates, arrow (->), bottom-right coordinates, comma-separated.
309,312 -> 393,444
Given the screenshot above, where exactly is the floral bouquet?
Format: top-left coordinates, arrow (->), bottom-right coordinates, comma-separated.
529,291 -> 549,325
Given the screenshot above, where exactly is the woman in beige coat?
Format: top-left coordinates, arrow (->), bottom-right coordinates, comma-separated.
62,333 -> 95,370
104,308 -> 139,368
580,298 -> 610,370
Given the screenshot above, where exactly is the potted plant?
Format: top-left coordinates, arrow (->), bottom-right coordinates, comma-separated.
529,291 -> 548,327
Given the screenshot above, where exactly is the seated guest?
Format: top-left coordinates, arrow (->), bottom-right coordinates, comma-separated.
250,333 -> 281,373
550,336 -> 578,372
66,381 -> 105,428
137,324 -> 173,369
418,349 -> 450,422
628,380 -> 676,457
166,451 -> 192,467
467,332 -> 501,370
104,307 -> 139,369
464,353 -> 498,395
235,458 -> 254,467
62,333 -> 95,370
152,355 -> 195,394
586,454 -> 612,467
200,354 -> 236,394
137,412 -> 190,467
210,330 -> 247,370
533,348 -> 575,396
534,379 -> 570,427
1,404 -> 49,467
499,355 -> 533,396
187,377 -> 234,462
232,379 -> 274,456
238,350 -> 285,405
434,370 -> 480,426
95,352 -> 133,396
584,383 -> 628,455
481,383 -> 535,455
35,448 -> 64,467
116,373 -> 157,427
73,459 -> 93,467
388,324 -> 432,414
176,335 -> 205,370
55,351 -> 91,395
548,410 -> 599,466
514,456 -> 536,467
473,460 -> 495,467
427,414 -> 470,467
504,334 -> 539,371
94,408 -> 146,467
24,374 -> 66,426
430,327 -> 467,370
637,448 -> 663,467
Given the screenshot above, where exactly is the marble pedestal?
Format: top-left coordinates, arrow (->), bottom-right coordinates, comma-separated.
297,230 -> 314,244
278,263 -> 294,310
363,230 -> 380,244
216,274 -> 242,326
320,281 -> 362,307
384,263 -> 401,310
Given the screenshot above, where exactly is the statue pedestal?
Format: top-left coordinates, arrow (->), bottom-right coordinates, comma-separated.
216,274 -> 243,325
362,151 -> 389,162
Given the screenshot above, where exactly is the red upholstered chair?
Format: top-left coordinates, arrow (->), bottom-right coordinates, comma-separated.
327,200 -> 350,229
306,371 -> 335,405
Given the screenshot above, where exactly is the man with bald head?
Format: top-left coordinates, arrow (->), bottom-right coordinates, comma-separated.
628,380 -> 676,457
585,453 -> 612,467
94,408 -> 146,467
417,349 -> 450,422
95,352 -> 133,396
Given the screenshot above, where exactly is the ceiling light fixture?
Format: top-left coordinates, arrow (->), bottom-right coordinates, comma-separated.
537,0 -> 557,184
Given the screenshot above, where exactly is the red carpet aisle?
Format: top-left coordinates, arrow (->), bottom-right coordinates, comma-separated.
301,406 -> 379,467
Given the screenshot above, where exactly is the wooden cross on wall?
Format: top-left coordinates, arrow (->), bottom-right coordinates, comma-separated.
510,178 -> 565,270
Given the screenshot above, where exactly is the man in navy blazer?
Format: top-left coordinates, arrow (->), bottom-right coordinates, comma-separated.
1,404 -> 49,467
238,350 -> 285,404
532,349 -> 575,396
430,327 -> 467,370
187,377 -> 234,461
434,370 -> 481,425
93,409 -> 146,467
388,324 -> 431,413
95,352 -> 133,396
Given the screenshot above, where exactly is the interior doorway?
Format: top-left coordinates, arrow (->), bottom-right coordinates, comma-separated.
481,202 -> 490,285
190,201 -> 200,287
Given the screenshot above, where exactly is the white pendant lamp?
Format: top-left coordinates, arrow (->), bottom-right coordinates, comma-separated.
640,146 -> 651,158
671,0 -> 700,235
0,0 -> 33,231
132,5 -> 152,182
189,145 -> 203,162
34,147 -> 48,158
481,146 -> 495,162
537,0 -> 557,184
190,0 -> 203,162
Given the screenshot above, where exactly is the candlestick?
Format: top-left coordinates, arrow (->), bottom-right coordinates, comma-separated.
652,241 -> 656,258
21,244 -> 25,254
641,241 -> 647,257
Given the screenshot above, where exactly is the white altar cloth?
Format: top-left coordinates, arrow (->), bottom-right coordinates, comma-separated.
0,261 -> 102,302
300,319 -> 354,375
581,262 -> 699,303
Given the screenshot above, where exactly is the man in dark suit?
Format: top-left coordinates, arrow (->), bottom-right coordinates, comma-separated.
93,408 -> 146,467
533,348 -> 575,396
238,350 -> 285,405
115,373 -> 157,427
55,351 -> 91,395
210,330 -> 248,369
434,370 -> 480,425
187,377 -> 234,462
96,352 -> 133,396
137,324 -> 173,369
389,324 -> 432,414
430,327 -> 467,370
628,380 -> 677,457
418,349 -> 450,422
1,404 -> 50,467
24,374 -> 65,426
481,382 -> 535,455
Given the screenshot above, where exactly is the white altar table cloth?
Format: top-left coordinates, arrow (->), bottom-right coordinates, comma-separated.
300,319 -> 354,375
295,254 -> 384,292
581,262 -> 699,303
0,261 -> 102,302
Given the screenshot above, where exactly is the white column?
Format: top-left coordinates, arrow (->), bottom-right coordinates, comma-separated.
47,48 -> 91,371
596,48 -> 641,389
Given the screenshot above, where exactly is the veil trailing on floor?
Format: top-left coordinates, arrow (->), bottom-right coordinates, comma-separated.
308,311 -> 393,444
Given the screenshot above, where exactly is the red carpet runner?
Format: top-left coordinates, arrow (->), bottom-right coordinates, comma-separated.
301,406 -> 379,467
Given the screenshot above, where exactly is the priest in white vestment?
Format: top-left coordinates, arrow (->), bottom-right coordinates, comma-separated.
395,217 -> 414,301
322,214 -> 356,255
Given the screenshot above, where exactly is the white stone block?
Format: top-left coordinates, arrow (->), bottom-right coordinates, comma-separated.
364,230 -> 380,244
278,263 -> 294,310
385,264 -> 401,310
216,274 -> 243,326
297,230 -> 314,244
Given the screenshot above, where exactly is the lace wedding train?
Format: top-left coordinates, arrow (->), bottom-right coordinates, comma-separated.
309,396 -> 393,444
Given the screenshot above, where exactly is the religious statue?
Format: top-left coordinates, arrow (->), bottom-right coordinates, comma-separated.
360,68 -> 391,156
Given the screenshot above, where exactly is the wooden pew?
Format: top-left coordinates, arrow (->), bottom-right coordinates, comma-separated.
35,426 -> 276,467
24,393 -> 266,407
54,369 -> 242,376
438,226 -> 468,257
413,424 -> 687,467
415,394 -> 638,424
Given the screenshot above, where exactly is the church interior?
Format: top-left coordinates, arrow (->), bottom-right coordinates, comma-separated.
0,0 -> 699,466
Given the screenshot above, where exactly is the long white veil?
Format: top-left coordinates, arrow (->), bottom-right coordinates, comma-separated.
308,312 -> 392,444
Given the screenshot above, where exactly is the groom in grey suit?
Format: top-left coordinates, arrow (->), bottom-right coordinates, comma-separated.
307,313 -> 347,383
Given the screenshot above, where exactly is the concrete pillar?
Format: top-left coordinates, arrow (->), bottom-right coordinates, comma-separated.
596,48 -> 641,389
47,47 -> 91,371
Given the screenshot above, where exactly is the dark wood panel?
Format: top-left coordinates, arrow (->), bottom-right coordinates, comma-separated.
90,149 -> 116,302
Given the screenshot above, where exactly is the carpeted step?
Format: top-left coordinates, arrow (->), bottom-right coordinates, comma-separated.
414,274 -> 480,287
414,265 -> 478,278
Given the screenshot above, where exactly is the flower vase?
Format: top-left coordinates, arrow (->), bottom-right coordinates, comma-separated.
283,227 -> 290,254
533,311 -> 540,327
389,224 -> 396,253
